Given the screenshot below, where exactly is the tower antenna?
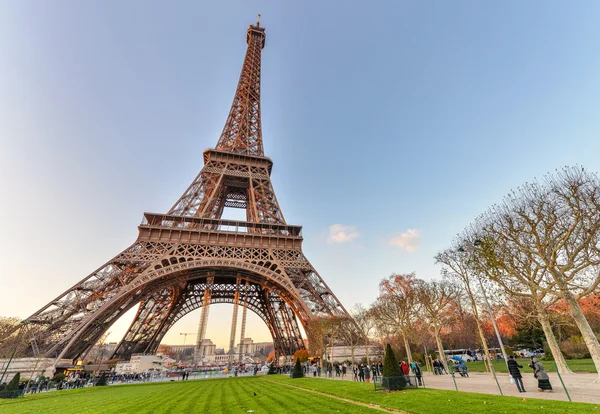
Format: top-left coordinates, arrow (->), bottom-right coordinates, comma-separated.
256,14 -> 261,26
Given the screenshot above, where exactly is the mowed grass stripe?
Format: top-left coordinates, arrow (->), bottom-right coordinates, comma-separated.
248,376 -> 378,413
227,376 -> 255,412
150,381 -> 191,414
235,377 -> 279,413
266,376 -> 598,414
262,378 -> 406,413
179,380 -> 209,412
201,379 -> 217,412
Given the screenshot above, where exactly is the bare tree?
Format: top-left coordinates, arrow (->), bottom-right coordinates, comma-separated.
415,279 -> 458,372
372,273 -> 419,364
338,317 -> 361,364
351,304 -> 375,365
0,318 -> 33,360
306,316 -> 346,368
475,167 -> 600,376
459,229 -> 572,374
305,317 -> 325,368
435,246 -> 500,374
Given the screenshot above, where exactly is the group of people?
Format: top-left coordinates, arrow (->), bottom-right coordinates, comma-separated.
507,355 -> 553,393
432,359 -> 448,375
352,362 -> 382,382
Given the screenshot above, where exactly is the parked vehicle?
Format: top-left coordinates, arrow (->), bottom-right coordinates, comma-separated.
444,349 -> 474,363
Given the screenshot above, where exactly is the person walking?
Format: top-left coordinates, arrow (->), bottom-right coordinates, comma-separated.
400,360 -> 412,385
410,362 -> 423,386
530,357 -> 552,392
507,355 -> 526,393
358,364 -> 365,382
364,364 -> 371,383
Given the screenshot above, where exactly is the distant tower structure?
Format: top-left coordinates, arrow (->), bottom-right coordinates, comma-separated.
23,19 -> 351,362
238,281 -> 249,362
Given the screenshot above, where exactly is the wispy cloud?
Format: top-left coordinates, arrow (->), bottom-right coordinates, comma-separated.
327,224 -> 360,244
387,229 -> 420,252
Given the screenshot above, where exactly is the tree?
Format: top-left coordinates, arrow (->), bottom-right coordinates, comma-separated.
1,372 -> 20,398
352,304 -> 375,365
372,273 -> 420,364
95,372 -> 108,386
293,349 -> 309,363
266,350 -> 275,363
436,246 -> 498,375
0,318 -> 20,343
306,316 -> 345,369
5,372 -> 20,391
415,279 -> 458,372
292,357 -> 304,378
338,318 -> 361,364
472,167 -> 600,375
0,319 -> 29,360
305,318 -> 325,368
382,343 -> 406,390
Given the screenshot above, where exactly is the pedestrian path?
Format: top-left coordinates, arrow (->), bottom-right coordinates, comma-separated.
317,370 -> 600,404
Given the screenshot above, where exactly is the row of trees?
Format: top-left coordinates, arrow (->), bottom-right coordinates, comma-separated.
435,167 -> 600,377
305,167 -> 600,380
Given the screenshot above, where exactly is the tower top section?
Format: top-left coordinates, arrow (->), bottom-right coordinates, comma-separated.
215,19 -> 266,156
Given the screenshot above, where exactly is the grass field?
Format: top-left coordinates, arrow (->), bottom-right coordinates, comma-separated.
0,375 -> 597,413
463,358 -> 597,373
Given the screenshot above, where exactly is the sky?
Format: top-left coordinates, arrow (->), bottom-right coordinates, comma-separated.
1,1 -> 600,350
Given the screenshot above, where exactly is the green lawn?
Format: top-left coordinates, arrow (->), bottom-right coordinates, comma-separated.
0,375 -> 596,414
462,358 -> 597,374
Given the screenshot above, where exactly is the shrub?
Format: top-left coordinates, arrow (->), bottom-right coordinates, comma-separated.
267,363 -> 276,375
560,336 -> 589,359
0,372 -> 20,399
292,358 -> 304,378
382,343 -> 406,391
5,373 -> 20,392
52,373 -> 66,383
95,372 -> 108,386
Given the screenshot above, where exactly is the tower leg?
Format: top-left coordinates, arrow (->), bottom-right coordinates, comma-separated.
228,278 -> 241,364
238,281 -> 249,363
194,276 -> 214,365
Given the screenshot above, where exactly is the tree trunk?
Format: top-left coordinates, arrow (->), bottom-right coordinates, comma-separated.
330,336 -> 334,365
365,336 -> 370,365
534,300 -> 572,375
562,291 -> 600,378
433,326 -> 448,372
401,332 -> 413,365
465,282 -> 492,374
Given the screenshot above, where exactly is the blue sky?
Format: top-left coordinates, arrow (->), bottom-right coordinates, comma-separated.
1,1 -> 600,349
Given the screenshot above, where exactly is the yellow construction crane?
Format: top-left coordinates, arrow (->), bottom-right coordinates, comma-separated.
180,332 -> 196,346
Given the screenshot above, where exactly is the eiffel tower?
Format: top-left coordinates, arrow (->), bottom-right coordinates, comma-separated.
25,18 -> 350,362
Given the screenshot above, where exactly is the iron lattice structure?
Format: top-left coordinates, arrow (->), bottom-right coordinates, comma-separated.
24,21 -> 350,362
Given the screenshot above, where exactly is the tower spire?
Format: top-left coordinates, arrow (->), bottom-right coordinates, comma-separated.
215,20 -> 266,156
